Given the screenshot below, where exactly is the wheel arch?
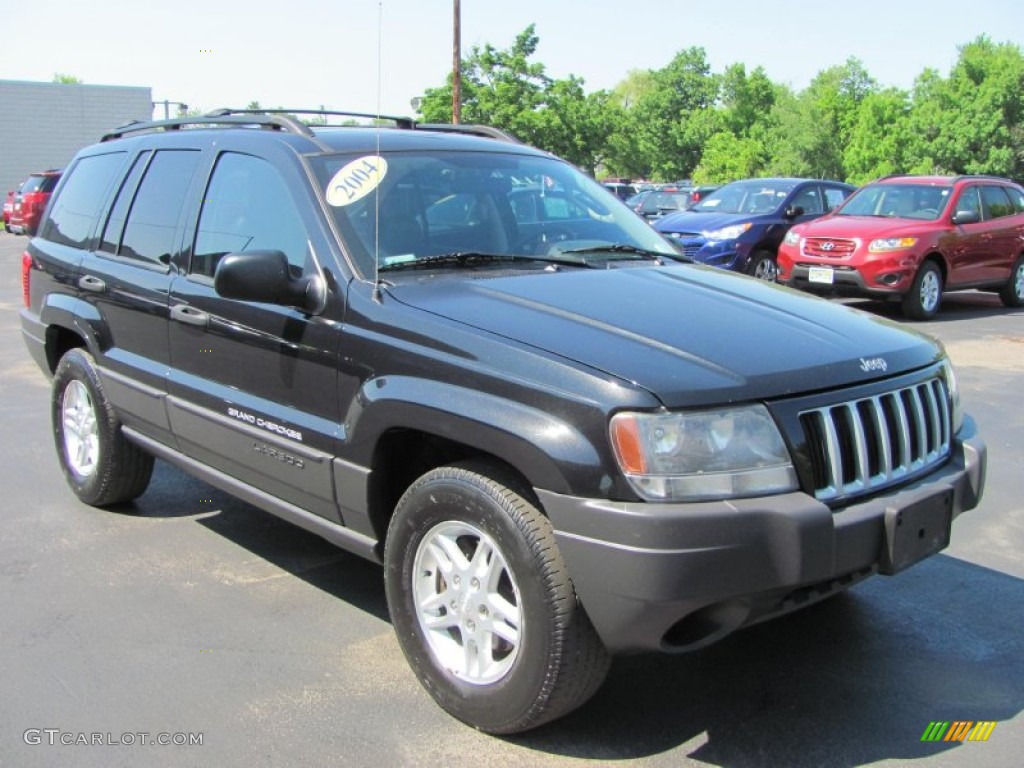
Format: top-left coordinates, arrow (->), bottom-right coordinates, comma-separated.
346,377 -> 608,546
921,251 -> 948,283
38,294 -> 103,373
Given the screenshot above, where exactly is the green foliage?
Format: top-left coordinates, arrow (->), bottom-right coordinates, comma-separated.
52,73 -> 83,84
418,25 -> 615,174
418,29 -> 1024,184
904,37 -> 1024,178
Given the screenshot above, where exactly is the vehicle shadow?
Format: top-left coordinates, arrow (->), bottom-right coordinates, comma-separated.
842,290 -> 1023,323
127,462 -> 390,621
512,553 -> 1023,764
129,463 -> 1022,764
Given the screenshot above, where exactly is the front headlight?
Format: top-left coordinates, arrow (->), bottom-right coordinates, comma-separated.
940,358 -> 963,433
609,405 -> 798,501
702,222 -> 753,241
783,230 -> 801,245
869,237 -> 918,252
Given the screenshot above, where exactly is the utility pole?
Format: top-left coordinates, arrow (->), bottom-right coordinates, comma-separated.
154,100 -> 189,119
452,0 -> 461,124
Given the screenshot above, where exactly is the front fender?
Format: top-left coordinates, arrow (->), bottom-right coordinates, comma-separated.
345,375 -> 608,496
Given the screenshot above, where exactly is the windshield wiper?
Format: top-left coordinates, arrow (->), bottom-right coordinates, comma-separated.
377,251 -> 587,273
556,243 -> 693,263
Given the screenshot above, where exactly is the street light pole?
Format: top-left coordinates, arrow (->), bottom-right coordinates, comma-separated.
452,0 -> 461,124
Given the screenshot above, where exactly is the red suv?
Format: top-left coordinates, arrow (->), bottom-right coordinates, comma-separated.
778,175 -> 1024,319
9,170 -> 62,236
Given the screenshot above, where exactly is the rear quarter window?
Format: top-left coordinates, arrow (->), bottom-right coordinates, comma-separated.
40,153 -> 126,249
1009,187 -> 1024,213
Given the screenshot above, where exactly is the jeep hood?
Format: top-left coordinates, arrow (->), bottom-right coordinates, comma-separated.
385,266 -> 942,408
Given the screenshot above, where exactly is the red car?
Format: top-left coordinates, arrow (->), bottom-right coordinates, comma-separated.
778,175 -> 1024,319
3,184 -> 20,233
9,170 -> 61,236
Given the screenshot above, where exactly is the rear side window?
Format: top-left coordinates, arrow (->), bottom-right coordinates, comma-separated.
119,150 -> 201,267
40,154 -> 125,249
100,152 -> 152,255
980,185 -> 1014,219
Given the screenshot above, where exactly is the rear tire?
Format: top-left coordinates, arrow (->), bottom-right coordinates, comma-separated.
52,349 -> 154,506
901,261 -> 942,320
384,461 -> 610,734
999,255 -> 1024,308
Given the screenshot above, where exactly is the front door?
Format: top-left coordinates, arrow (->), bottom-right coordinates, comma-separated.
166,151 -> 344,522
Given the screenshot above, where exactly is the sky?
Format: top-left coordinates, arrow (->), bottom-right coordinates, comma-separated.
3,0 -> 1024,120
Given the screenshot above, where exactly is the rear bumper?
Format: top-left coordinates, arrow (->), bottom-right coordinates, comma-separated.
538,418 -> 986,654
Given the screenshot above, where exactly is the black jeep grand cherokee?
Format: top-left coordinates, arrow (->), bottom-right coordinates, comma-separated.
20,109 -> 986,734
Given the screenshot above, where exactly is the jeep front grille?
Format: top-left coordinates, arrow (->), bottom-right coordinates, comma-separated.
800,378 -> 951,502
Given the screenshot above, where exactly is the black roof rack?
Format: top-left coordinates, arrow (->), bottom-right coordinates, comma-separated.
101,112 -> 324,145
205,107 -> 416,130
412,123 -> 522,144
101,108 -> 521,149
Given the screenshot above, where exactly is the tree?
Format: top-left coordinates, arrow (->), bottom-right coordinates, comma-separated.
627,47 -> 720,180
52,73 -> 82,84
418,25 -> 618,174
719,64 -> 776,137
906,36 -> 1024,177
843,88 -> 912,183
419,25 -> 550,144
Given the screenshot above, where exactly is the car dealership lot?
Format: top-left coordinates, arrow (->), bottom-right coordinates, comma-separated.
0,231 -> 1020,767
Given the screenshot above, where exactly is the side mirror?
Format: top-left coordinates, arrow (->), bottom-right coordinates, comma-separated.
214,250 -> 326,314
784,205 -> 805,219
952,209 -> 981,225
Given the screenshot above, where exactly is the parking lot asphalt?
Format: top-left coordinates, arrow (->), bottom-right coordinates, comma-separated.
1,230 -> 1021,767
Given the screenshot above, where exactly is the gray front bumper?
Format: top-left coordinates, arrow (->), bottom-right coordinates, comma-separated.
538,419 -> 986,654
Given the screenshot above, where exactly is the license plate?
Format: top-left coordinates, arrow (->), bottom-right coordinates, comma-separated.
878,490 -> 953,575
808,266 -> 834,284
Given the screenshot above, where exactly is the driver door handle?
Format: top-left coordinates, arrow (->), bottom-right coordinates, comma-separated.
170,304 -> 210,328
78,275 -> 106,293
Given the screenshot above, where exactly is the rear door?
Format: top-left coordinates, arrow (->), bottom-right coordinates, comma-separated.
978,184 -> 1022,282
166,148 -> 345,522
39,148 -> 202,446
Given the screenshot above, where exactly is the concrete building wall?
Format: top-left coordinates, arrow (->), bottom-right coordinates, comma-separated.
1,80 -> 152,195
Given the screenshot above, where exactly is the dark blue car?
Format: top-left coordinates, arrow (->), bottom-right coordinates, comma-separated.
654,178 -> 855,280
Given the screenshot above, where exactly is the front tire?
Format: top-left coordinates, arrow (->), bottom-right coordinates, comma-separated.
52,349 -> 154,506
748,250 -> 778,281
901,261 -> 942,320
999,255 -> 1024,308
384,462 -> 610,734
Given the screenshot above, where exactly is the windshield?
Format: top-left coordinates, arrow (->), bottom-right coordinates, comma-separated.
835,183 -> 952,220
642,191 -> 690,213
310,150 -> 678,278
692,180 -> 796,215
